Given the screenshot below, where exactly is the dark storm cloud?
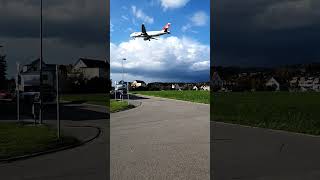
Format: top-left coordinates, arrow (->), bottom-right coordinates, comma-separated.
0,0 -> 108,77
112,67 -> 209,82
0,0 -> 107,45
213,0 -> 320,67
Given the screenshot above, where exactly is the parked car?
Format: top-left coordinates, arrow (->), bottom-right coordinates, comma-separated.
20,91 -> 40,103
0,90 -> 12,99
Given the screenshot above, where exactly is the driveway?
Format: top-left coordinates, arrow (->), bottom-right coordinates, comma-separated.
111,95 -> 210,180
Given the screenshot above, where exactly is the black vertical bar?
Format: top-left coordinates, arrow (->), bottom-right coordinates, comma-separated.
39,0 -> 43,124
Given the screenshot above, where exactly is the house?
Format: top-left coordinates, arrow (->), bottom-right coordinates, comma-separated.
72,58 -> 108,80
313,78 -> 320,91
19,59 -> 56,92
171,84 -> 181,90
265,77 -> 280,91
131,80 -> 146,89
200,85 -> 210,91
18,59 -> 58,102
211,72 -> 224,88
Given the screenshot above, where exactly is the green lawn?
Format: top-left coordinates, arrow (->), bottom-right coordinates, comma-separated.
212,92 -> 320,135
61,94 -> 109,106
110,100 -> 135,113
61,94 -> 134,113
132,90 -> 210,104
0,122 -> 79,159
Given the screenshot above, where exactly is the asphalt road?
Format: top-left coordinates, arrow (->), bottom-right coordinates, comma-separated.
111,95 -> 210,180
2,96 -> 320,180
212,122 -> 320,180
0,103 -> 108,180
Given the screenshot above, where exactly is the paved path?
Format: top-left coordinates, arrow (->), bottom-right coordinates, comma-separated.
111,95 -> 210,180
213,122 -> 320,180
0,103 -> 108,180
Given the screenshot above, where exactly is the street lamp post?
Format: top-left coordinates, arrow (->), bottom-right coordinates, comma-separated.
121,58 -> 126,101
39,0 -> 43,124
122,58 -> 126,82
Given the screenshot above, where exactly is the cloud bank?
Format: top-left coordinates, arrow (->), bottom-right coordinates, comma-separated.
110,36 -> 210,82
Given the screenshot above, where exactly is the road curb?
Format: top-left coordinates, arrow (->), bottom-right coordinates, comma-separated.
212,121 -> 320,138
0,125 -> 101,163
131,93 -> 210,106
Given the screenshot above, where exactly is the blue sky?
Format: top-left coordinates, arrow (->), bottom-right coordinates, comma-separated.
110,0 -> 210,83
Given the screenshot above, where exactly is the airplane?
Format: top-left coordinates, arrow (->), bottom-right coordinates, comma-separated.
130,23 -> 171,41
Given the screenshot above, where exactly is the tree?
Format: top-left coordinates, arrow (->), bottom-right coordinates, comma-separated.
0,55 -> 7,89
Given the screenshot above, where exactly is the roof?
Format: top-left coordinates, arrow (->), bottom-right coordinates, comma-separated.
21,59 -> 56,73
78,58 -> 108,68
134,80 -> 145,83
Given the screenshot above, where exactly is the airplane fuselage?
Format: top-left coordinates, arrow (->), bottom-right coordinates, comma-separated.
130,23 -> 171,41
130,31 -> 169,39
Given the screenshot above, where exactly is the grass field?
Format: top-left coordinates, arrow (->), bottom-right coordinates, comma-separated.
213,92 -> 320,135
110,100 -> 135,113
61,94 -> 108,106
61,94 -> 134,113
0,122 -> 78,159
132,90 -> 210,104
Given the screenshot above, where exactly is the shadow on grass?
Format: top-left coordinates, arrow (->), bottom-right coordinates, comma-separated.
0,102 -> 109,121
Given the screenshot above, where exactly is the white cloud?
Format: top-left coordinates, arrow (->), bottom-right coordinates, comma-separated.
182,11 -> 209,32
181,24 -> 192,32
110,22 -> 114,32
110,36 -> 209,82
190,11 -> 209,26
190,61 -> 210,71
131,5 -> 154,24
121,15 -> 129,21
160,0 -> 190,10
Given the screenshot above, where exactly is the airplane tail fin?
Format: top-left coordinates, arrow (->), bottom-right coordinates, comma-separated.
162,23 -> 171,32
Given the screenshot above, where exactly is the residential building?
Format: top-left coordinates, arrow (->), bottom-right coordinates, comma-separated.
200,85 -> 210,91
131,80 -> 147,89
211,72 -> 224,87
265,77 -> 280,91
72,58 -> 108,80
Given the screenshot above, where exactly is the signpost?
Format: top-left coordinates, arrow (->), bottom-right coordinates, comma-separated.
114,81 -> 117,100
127,82 -> 130,105
16,63 -> 20,122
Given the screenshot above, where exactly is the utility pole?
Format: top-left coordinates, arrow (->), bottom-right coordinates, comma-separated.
122,58 -> 126,82
56,65 -> 60,139
39,0 -> 43,124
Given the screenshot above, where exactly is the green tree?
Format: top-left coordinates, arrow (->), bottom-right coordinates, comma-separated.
0,55 -> 7,89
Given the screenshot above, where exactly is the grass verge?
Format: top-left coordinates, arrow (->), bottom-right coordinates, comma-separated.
61,94 -> 134,113
0,122 -> 79,159
110,100 -> 135,113
212,92 -> 320,135
132,90 -> 210,104
61,93 -> 108,106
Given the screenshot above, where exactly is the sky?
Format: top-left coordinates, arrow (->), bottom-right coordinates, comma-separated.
110,0 -> 211,83
0,0 -> 107,79
2,0 -> 320,80
214,0 -> 320,68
